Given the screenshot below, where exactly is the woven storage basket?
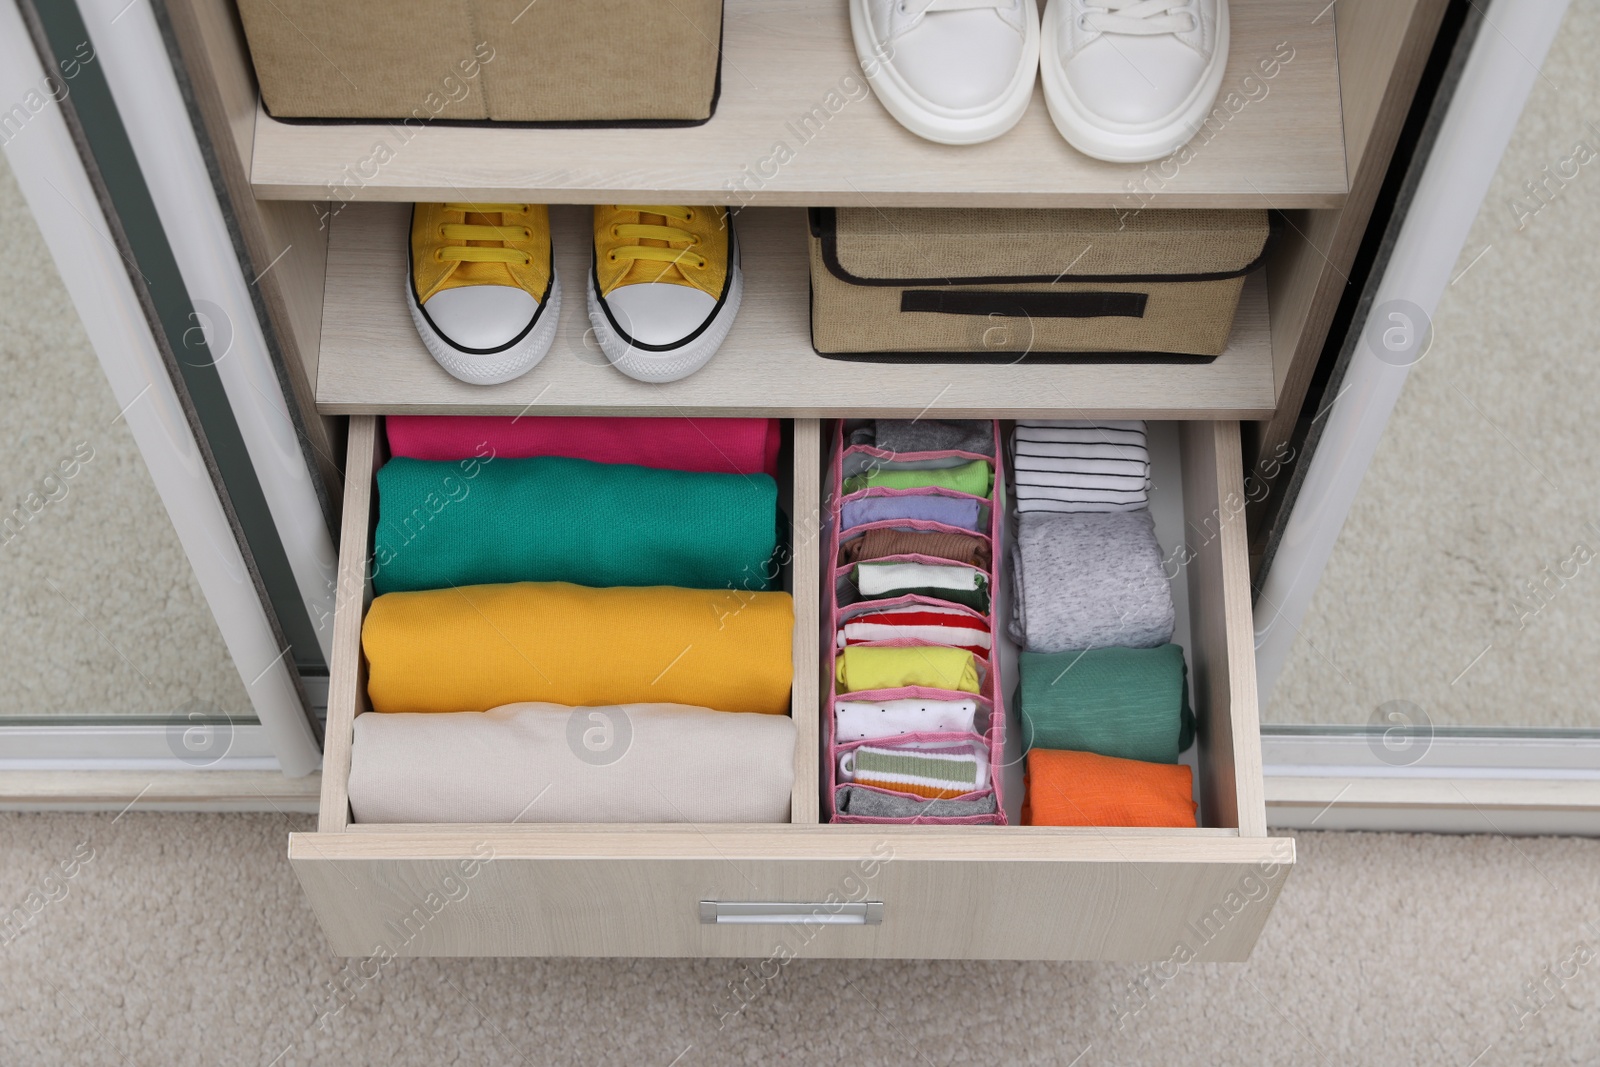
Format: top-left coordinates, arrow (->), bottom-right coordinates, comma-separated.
237,0 -> 723,125
809,207 -> 1269,362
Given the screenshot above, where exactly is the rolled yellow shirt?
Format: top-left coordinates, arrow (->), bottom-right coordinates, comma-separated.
835,645 -> 981,695
364,582 -> 794,715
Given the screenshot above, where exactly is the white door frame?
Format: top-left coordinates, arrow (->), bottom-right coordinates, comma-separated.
1252,0 -> 1590,834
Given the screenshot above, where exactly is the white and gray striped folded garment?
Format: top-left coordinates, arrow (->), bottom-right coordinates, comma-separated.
1012,420 -> 1150,513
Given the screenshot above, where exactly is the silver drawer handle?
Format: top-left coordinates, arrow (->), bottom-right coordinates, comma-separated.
699,901 -> 885,925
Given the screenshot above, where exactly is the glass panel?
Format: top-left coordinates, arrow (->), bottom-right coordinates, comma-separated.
0,153 -> 254,722
1268,3 -> 1600,731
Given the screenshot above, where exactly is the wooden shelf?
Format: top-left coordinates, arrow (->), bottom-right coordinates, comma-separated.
314,204 -> 1276,417
255,0 -> 1346,208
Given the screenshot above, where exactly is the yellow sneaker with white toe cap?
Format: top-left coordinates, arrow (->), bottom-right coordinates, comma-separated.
408,202 -> 560,385
587,205 -> 743,383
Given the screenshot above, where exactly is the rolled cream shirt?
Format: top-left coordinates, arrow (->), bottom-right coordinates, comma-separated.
347,701 -> 795,824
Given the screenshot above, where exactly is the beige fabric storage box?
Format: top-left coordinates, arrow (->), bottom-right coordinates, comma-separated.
235,0 -> 723,124
808,207 -> 1269,363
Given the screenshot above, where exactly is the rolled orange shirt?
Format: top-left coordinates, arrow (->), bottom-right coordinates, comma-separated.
1022,748 -> 1197,828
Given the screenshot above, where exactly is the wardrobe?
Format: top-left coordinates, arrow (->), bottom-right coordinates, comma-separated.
145,0 -> 1450,960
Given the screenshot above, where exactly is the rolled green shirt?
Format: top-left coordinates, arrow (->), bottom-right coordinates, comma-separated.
1016,644 -> 1195,763
843,459 -> 992,498
372,455 -> 778,594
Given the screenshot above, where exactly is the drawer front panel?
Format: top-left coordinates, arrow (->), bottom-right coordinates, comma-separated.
291,831 -> 1292,961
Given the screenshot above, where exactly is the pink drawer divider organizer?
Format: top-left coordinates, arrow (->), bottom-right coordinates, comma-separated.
823,425 -> 1007,825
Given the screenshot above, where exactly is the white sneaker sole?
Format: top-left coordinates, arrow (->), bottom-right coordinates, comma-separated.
1040,0 -> 1230,164
851,0 -> 1040,146
407,273 -> 561,386
587,254 -> 743,384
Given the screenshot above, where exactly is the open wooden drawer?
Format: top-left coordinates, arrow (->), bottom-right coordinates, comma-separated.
291,416 -> 1293,961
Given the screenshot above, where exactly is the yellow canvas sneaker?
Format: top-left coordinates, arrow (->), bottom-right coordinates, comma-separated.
587,205 -> 742,382
407,203 -> 559,385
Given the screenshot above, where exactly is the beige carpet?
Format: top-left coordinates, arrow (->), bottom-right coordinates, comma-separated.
1270,1 -> 1600,727
0,812 -> 1596,1066
0,152 -> 250,717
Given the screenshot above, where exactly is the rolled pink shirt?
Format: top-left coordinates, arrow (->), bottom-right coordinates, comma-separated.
385,415 -> 781,476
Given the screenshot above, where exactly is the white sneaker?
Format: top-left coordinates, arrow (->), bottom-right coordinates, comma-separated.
407,203 -> 560,386
851,0 -> 1040,146
1041,0 -> 1229,163
587,205 -> 742,383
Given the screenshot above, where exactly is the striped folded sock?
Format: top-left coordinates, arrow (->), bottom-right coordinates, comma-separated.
841,743 -> 987,800
837,604 -> 992,653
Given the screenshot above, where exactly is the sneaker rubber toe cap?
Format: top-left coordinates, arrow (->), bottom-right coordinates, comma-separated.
600,283 -> 719,347
422,285 -> 539,350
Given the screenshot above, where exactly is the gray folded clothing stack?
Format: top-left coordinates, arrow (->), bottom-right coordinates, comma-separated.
1009,508 -> 1175,654
1012,419 -> 1149,513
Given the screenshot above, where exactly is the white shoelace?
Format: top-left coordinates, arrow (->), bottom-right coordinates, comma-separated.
1081,0 -> 1196,35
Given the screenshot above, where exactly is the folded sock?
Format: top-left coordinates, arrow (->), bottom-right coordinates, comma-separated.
874,419 -> 995,457
833,696 -> 979,741
1016,644 -> 1193,763
385,415 -> 781,475
373,456 -> 778,595
840,492 -> 985,533
1010,510 -> 1174,653
348,701 -> 795,824
853,560 -> 990,611
835,785 -> 997,819
1022,748 -> 1196,828
840,741 -> 988,799
843,459 -> 992,498
364,582 -> 794,715
839,527 -> 991,568
835,645 -> 981,695
838,604 -> 992,653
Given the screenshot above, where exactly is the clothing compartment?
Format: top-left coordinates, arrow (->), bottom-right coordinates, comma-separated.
996,420 -> 1206,828
822,420 -> 1212,830
330,415 -> 820,827
823,419 -> 1007,824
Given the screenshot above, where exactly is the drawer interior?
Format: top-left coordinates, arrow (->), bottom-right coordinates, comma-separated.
317,415 -> 823,830
321,416 -> 1254,835
992,420 -> 1198,824
818,419 -> 1262,833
